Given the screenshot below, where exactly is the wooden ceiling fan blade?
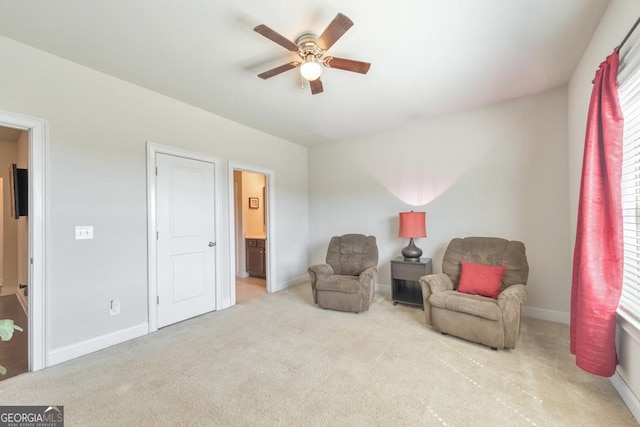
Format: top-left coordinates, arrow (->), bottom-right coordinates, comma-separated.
324,57 -> 370,74
317,13 -> 353,50
258,62 -> 300,79
310,78 -> 324,95
254,24 -> 299,52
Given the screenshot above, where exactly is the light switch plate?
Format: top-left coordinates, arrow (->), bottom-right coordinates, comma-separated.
75,226 -> 93,240
109,299 -> 120,315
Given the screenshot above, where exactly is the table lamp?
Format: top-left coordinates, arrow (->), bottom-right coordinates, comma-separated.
399,211 -> 426,261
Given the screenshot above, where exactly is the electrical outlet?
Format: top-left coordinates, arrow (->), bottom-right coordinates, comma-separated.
75,226 -> 94,240
109,299 -> 120,316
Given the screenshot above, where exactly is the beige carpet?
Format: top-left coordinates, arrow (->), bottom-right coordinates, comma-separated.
0,283 -> 636,426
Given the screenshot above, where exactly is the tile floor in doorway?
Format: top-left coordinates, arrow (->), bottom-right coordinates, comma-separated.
236,276 -> 266,302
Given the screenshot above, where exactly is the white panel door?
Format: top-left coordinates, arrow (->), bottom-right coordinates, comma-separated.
156,153 -> 216,328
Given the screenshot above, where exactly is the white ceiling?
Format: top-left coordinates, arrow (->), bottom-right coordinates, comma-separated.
0,1 -> 611,146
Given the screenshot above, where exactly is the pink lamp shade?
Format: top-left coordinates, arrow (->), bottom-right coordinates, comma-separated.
399,211 -> 426,261
399,211 -> 427,238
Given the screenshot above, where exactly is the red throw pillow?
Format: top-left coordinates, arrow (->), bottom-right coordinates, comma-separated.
457,260 -> 506,299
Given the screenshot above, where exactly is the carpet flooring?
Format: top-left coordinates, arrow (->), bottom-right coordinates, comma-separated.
0,283 -> 636,426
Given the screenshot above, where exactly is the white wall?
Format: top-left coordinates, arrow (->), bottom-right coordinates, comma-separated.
241,171 -> 266,239
309,87 -> 570,321
0,131 -> 28,297
0,35 -> 309,356
17,130 -> 28,294
568,0 -> 640,421
0,139 -> 18,295
233,170 -> 246,278
0,178 -> 3,289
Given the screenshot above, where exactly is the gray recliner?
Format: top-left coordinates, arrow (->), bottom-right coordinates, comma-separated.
419,237 -> 529,349
308,234 -> 378,313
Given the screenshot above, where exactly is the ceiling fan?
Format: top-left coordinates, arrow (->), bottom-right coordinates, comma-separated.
253,13 -> 371,95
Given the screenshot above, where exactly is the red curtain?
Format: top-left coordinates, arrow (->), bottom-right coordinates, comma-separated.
571,49 -> 624,377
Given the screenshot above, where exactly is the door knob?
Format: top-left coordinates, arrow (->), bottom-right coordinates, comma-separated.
208,242 -> 215,247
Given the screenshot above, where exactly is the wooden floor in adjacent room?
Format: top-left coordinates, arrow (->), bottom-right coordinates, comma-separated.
0,294 -> 28,380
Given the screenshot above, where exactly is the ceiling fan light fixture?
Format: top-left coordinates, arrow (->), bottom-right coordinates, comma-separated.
300,55 -> 322,81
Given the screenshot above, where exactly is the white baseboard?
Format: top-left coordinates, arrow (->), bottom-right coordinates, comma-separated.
522,306 -> 570,324
611,371 -> 640,424
48,322 -> 148,367
373,288 -> 569,323
16,291 -> 28,316
376,283 -> 391,294
0,285 -> 17,296
274,274 -> 308,292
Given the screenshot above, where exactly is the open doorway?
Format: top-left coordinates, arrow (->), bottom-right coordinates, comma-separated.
0,125 -> 29,380
233,170 -> 268,302
0,111 -> 47,375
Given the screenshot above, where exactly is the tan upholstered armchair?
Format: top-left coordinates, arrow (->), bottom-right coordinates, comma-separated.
419,237 -> 529,349
308,234 -> 378,313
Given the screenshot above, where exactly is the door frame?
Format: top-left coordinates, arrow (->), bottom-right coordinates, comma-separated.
0,110 -> 48,371
228,161 -> 275,305
146,142 -> 222,333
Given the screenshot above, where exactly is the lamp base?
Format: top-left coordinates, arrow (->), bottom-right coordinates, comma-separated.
401,238 -> 423,262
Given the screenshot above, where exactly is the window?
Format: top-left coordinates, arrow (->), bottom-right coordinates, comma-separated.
619,40 -> 640,322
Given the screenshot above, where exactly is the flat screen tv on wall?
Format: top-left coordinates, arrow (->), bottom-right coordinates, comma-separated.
10,163 -> 28,219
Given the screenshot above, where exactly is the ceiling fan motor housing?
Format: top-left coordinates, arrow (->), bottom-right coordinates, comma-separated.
296,32 -> 323,61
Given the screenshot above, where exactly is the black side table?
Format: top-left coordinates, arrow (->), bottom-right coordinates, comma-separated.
390,257 -> 433,307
